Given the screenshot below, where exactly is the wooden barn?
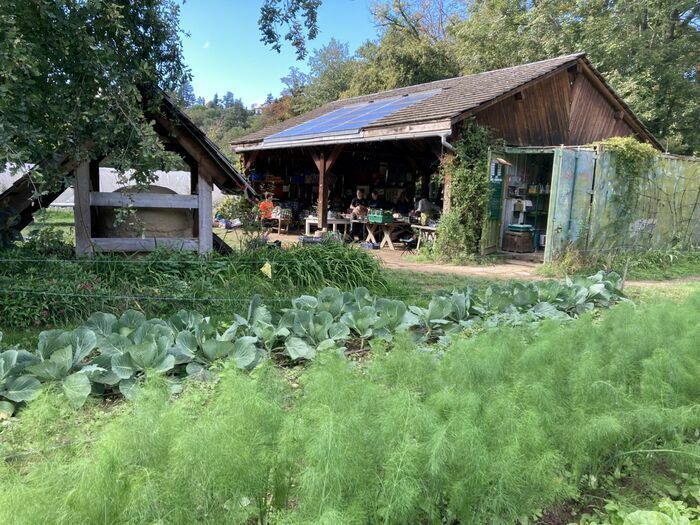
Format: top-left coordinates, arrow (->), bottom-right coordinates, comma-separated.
0,93 -> 254,255
232,53 -> 664,260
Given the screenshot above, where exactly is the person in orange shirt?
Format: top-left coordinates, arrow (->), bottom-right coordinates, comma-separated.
259,192 -> 274,234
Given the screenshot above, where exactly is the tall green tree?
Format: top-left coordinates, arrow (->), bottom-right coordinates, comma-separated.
453,0 -> 700,154
302,39 -> 358,110
222,91 -> 236,108
176,78 -> 197,108
0,0 -> 188,188
347,1 -> 461,95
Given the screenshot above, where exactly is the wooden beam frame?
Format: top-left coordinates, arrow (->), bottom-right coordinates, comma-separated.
73,159 -> 212,256
74,161 -> 92,256
91,238 -> 199,252
197,172 -> 213,254
243,150 -> 259,172
90,192 -> 198,208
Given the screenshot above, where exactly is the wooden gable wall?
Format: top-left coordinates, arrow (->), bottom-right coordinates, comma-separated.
472,67 -> 637,147
474,72 -> 571,146
567,73 -> 633,145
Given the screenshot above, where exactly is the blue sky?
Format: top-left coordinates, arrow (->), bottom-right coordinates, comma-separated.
180,0 -> 378,106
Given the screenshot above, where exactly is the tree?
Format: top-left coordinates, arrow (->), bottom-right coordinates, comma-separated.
0,0 -> 188,189
177,79 -> 197,108
347,1 -> 460,96
222,91 -> 236,108
195,96 -> 206,106
258,0 -> 323,59
452,0 -> 700,154
372,0 -> 465,42
208,93 -> 221,108
302,39 -> 358,109
281,67 -> 310,98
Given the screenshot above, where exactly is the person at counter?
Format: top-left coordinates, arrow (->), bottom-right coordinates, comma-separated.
393,192 -> 412,215
416,195 -> 437,225
349,189 -> 368,218
259,192 -> 274,234
348,189 -> 369,241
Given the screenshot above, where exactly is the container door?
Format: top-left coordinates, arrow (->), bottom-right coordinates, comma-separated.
544,147 -> 597,261
481,150 -> 506,255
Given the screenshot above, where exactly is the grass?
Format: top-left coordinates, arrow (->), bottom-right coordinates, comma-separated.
538,247 -> 700,281
0,292 -> 698,523
382,268 -> 513,306
625,281 -> 700,304
0,241 -> 389,330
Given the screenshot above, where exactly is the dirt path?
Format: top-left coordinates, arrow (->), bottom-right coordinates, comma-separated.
375,251 -> 543,280
375,250 -> 700,288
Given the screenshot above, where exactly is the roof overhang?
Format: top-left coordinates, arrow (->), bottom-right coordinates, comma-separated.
234,119 -> 453,152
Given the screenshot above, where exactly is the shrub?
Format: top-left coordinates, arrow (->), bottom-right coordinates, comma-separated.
432,121 -> 496,260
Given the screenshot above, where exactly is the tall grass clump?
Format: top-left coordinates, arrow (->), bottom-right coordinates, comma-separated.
0,242 -> 386,328
0,295 -> 698,523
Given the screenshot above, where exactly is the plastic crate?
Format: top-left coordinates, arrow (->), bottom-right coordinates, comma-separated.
368,210 -> 394,224
361,242 -> 381,250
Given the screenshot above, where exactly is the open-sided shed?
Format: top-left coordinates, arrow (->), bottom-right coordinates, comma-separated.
232,53 -> 669,260
0,93 -> 254,255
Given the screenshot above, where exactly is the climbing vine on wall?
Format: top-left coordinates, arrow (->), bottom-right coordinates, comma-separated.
601,137 -> 657,228
433,121 -> 498,260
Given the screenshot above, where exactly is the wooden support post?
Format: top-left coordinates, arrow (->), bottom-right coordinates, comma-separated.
311,145 -> 343,231
74,161 -> 92,256
197,171 -> 213,254
421,172 -> 430,198
191,163 -> 199,238
88,160 -> 100,237
243,150 -> 259,173
442,150 -> 454,214
317,150 -> 328,230
89,160 -> 100,191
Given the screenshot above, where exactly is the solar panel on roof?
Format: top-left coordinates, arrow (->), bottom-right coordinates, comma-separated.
264,90 -> 439,143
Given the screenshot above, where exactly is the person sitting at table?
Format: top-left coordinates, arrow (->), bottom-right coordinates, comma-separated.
393,191 -> 412,216
416,195 -> 436,226
259,192 -> 274,235
349,189 -> 368,218
349,189 -> 368,241
367,190 -> 384,210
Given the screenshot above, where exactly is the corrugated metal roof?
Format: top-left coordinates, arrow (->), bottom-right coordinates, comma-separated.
233,53 -> 585,148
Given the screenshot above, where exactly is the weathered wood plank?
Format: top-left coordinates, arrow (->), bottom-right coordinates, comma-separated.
89,192 -> 198,209
91,237 -> 198,252
567,73 -> 634,145
197,173 -> 213,254
74,161 -> 92,256
475,73 -> 571,146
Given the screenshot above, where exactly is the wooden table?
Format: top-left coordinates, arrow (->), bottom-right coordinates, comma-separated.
364,220 -> 410,250
412,225 -> 437,249
305,217 -> 352,240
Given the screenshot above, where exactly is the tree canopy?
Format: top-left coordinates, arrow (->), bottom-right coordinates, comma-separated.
0,0 -> 189,188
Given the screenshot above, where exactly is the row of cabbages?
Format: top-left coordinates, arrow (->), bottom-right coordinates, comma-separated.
0,272 -> 625,416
